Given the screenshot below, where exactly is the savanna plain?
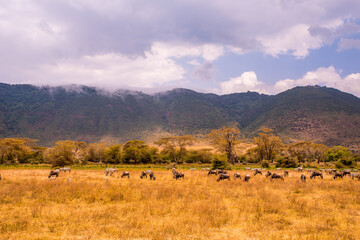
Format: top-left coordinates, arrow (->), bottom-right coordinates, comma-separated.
1,169 -> 360,240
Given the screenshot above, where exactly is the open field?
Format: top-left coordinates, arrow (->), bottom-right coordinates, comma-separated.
1,169 -> 360,240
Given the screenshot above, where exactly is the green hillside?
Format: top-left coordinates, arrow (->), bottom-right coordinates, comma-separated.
0,83 -> 359,148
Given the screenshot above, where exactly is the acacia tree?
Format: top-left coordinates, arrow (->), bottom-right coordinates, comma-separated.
154,135 -> 197,163
45,140 -> 87,167
206,125 -> 241,164
85,142 -> 107,163
0,138 -> 39,164
253,127 -> 283,162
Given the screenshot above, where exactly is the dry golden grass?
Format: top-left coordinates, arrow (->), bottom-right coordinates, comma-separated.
0,169 -> 360,240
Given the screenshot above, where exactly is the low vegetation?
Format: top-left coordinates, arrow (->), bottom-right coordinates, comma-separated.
0,169 -> 360,239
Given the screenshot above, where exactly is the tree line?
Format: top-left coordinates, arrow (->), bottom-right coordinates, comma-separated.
0,125 -> 358,169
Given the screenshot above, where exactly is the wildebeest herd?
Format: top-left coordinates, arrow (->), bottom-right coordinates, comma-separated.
1,166 -> 358,183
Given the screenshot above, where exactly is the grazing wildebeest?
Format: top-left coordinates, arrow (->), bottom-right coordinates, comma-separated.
342,170 -> 351,177
149,172 -> 156,180
217,173 -> 230,182
140,171 -> 147,179
284,170 -> 289,177
265,171 -> 272,178
121,171 -> 130,178
244,174 -> 251,182
333,172 -> 343,179
217,169 -> 227,174
174,172 -> 184,180
207,170 -> 218,176
59,167 -> 71,173
270,173 -> 284,181
351,173 -> 360,180
234,173 -> 241,180
48,170 -> 59,179
254,169 -> 262,176
104,168 -> 119,176
310,171 -> 323,179
297,167 -> 304,172
301,174 -> 306,182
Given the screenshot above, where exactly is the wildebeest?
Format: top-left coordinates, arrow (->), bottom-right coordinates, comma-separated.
254,169 -> 262,176
333,172 -> 343,179
244,174 -> 251,182
140,171 -> 147,179
121,171 -> 130,178
174,172 -> 184,180
301,174 -> 306,182
270,173 -> 284,181
59,167 -> 71,173
234,173 -> 241,180
48,170 -> 59,179
284,170 -> 289,177
217,173 -> 230,182
351,173 -> 360,180
342,170 -> 351,177
265,171 -> 272,178
310,171 -> 323,179
207,170 -> 218,176
149,172 -> 156,180
296,167 -> 304,172
104,168 -> 118,176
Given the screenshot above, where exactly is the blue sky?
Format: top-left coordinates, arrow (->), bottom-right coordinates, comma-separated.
0,0 -> 360,96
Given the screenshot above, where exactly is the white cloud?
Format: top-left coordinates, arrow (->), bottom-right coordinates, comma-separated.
220,72 -> 268,94
258,24 -> 324,58
22,49 -> 186,90
221,66 -> 360,97
273,66 -> 360,96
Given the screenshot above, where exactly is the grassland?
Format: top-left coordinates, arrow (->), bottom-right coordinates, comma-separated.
0,169 -> 360,240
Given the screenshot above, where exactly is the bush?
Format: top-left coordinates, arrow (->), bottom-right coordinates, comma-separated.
275,156 -> 298,168
261,160 -> 270,168
211,154 -> 228,170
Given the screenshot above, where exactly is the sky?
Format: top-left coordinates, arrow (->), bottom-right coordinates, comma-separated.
1,0 -> 360,97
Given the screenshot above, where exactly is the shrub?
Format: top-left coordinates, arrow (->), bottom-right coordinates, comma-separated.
275,156 -> 298,168
261,160 -> 270,168
211,154 -> 228,170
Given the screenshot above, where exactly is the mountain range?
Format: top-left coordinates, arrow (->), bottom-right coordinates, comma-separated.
0,83 -> 359,150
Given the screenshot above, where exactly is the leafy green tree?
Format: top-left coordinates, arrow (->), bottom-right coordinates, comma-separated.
327,146 -> 355,168
103,144 -> 122,164
207,125 -> 241,164
0,138 -> 38,164
211,154 -> 228,170
45,140 -> 87,167
155,135 -> 197,163
122,140 -> 154,164
253,127 -> 283,162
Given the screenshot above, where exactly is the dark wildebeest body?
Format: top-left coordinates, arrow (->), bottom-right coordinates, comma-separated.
217,173 -> 230,182
48,170 -> 59,179
149,172 -> 156,180
207,170 -> 218,176
333,172 -> 344,179
284,170 -> 289,177
217,169 -> 227,174
342,170 -> 351,177
310,171 -> 323,179
140,171 -> 147,179
301,174 -> 306,182
121,171 -> 130,178
244,174 -> 251,182
270,173 -> 284,181
234,173 -> 241,180
254,169 -> 262,176
174,172 -> 184,180
265,171 -> 272,178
